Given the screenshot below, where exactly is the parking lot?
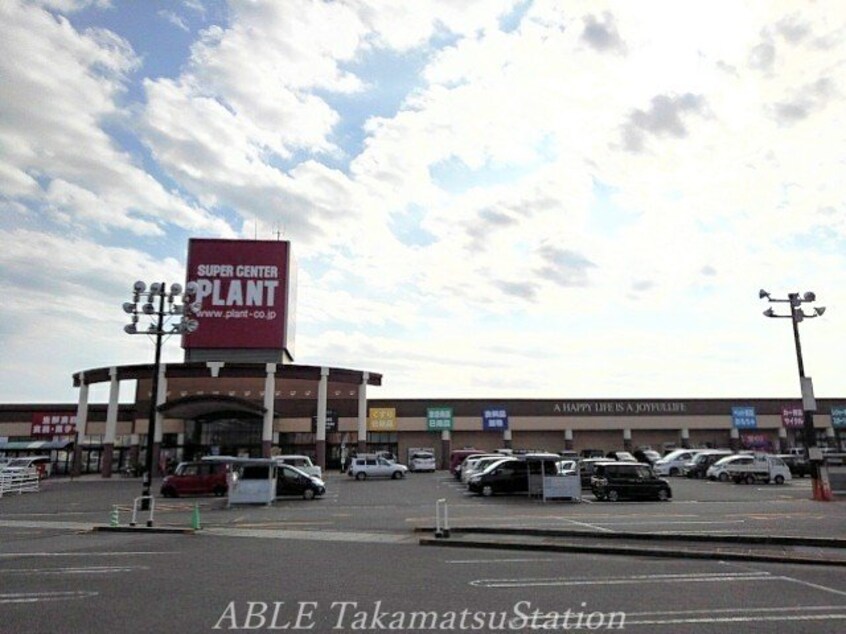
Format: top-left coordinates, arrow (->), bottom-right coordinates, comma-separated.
0,469 -> 843,536
0,471 -> 844,633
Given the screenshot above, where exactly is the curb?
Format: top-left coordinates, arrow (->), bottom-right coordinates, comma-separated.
92,525 -> 196,534
412,527 -> 846,549
418,536 -> 846,567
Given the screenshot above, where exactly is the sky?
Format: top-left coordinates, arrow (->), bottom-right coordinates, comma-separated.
1,0 -> 845,405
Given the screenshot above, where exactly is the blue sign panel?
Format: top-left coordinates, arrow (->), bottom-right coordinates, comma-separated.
832,407 -> 846,429
482,407 -> 508,431
732,406 -> 757,429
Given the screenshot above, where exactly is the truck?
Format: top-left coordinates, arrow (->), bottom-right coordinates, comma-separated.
724,454 -> 792,485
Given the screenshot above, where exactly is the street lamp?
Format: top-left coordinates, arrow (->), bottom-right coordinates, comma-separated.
124,281 -> 200,513
759,288 -> 831,501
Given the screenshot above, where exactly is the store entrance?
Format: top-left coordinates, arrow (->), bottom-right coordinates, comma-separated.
184,414 -> 263,460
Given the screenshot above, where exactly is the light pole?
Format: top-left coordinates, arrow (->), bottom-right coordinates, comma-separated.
759,289 -> 831,501
124,281 -> 200,512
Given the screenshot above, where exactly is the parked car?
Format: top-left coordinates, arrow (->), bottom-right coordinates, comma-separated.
161,461 -> 228,497
273,454 -> 322,479
579,458 -> 615,489
462,455 -> 510,483
606,451 -> 637,462
653,449 -> 703,476
408,451 -> 437,472
348,454 -> 408,480
467,458 -> 527,496
449,449 -> 485,480
579,449 -> 605,459
707,454 -> 755,481
275,464 -> 325,499
0,455 -> 53,479
590,462 -> 672,502
777,454 -> 811,478
682,450 -> 733,479
633,449 -> 661,465
725,454 -> 792,485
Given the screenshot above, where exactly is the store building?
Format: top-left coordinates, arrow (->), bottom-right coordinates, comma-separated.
2,237 -> 844,475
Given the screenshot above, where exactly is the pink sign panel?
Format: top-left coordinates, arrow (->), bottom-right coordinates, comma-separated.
182,239 -> 292,350
32,412 -> 77,437
781,405 -> 805,429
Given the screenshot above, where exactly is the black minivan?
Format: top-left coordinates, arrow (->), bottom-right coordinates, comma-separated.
590,461 -> 672,502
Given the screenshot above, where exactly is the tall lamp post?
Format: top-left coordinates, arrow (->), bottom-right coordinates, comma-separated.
759,289 -> 831,501
124,281 -> 200,512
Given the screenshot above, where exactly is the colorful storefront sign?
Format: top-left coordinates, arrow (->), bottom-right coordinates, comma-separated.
781,405 -> 805,429
426,407 -> 453,431
731,406 -> 757,429
482,407 -> 508,431
31,412 -> 77,437
832,407 -> 846,429
368,407 -> 397,432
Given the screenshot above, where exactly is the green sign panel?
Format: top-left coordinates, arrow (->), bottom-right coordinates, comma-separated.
427,407 -> 454,431
832,407 -> 846,429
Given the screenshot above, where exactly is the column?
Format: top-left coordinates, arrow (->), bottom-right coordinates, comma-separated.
315,367 -> 329,470
152,364 -> 166,475
564,429 -> 574,451
440,430 -> 451,471
825,427 -> 836,449
623,428 -> 633,451
778,428 -> 788,454
71,375 -> 89,478
129,434 -> 140,472
357,372 -> 369,454
503,429 -> 512,449
176,433 -> 185,463
730,428 -> 740,452
262,363 -> 276,458
101,367 -> 120,478
680,428 -> 690,449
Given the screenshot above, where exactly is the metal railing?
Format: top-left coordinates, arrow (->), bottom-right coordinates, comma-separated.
0,468 -> 40,498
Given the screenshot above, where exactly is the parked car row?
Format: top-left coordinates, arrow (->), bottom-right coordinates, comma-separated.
160,457 -> 327,500
446,451 -> 580,497
0,455 -> 52,479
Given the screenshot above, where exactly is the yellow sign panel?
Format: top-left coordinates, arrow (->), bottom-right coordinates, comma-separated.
368,407 -> 397,432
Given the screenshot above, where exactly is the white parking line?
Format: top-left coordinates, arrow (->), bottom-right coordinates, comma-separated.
0,591 -> 99,604
470,571 -> 774,588
2,565 -> 150,575
0,551 -> 174,558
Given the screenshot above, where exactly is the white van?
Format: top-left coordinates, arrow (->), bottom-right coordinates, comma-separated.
1,455 -> 52,478
653,449 -> 703,476
273,455 -> 322,479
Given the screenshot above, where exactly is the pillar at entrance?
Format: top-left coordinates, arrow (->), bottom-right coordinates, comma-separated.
262,363 -> 276,458
315,367 -> 329,470
778,428 -> 788,454
152,365 -> 167,475
680,428 -> 690,449
503,429 -> 512,449
72,375 -> 89,478
564,428 -> 574,451
357,372 -> 369,455
101,367 -> 120,478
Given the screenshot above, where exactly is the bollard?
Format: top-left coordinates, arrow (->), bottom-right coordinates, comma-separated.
435,498 -> 450,538
191,503 -> 201,530
110,505 -> 119,528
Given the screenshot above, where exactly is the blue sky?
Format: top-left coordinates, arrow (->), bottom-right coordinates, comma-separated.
1,0 -> 845,404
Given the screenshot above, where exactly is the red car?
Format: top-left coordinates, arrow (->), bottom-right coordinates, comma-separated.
161,461 -> 228,497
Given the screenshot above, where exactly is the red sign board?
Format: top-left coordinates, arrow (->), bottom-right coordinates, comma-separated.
781,405 -> 805,429
32,413 -> 77,437
182,239 -> 295,353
